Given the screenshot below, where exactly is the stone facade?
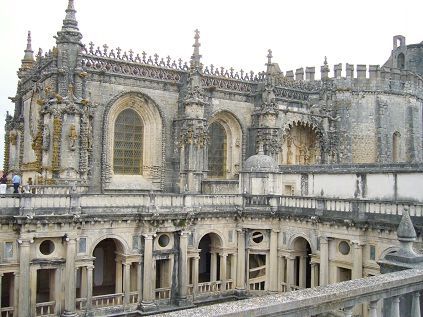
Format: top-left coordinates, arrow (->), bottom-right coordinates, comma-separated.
1,1 -> 423,317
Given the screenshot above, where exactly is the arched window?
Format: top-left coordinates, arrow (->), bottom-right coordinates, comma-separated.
208,122 -> 227,178
392,131 -> 401,162
397,53 -> 405,69
113,109 -> 143,174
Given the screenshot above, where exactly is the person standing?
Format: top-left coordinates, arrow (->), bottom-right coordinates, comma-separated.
0,173 -> 8,194
12,173 -> 21,194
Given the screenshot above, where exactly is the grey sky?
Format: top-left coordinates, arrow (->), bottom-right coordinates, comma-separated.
0,0 -> 422,167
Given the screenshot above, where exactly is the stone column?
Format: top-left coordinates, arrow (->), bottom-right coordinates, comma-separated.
192,256 -> 199,296
310,263 -> 316,288
352,242 -> 363,279
411,292 -> 421,317
319,236 -> 329,286
141,234 -> 155,311
220,253 -> 227,291
268,229 -> 278,291
115,258 -> 122,293
210,252 -> 217,281
0,273 -> 3,309
13,273 -> 19,314
86,266 -> 93,310
368,300 -> 378,317
298,256 -> 307,288
178,231 -> 189,304
236,229 -> 246,291
286,255 -> 295,289
230,254 -> 237,288
391,296 -> 400,317
30,266 -> 37,316
62,237 -> 78,316
277,255 -> 285,292
137,261 -> 142,303
123,262 -> 131,306
18,240 -> 31,317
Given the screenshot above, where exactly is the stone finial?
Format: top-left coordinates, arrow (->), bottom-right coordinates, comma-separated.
267,49 -> 273,65
23,31 -> 34,61
190,29 -> 202,70
397,209 -> 417,242
18,31 -> 35,78
258,142 -> 264,155
321,56 -> 330,79
63,0 -> 78,31
56,0 -> 82,44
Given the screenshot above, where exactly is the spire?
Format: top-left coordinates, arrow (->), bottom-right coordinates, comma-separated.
266,49 -> 273,74
62,0 -> 79,32
55,0 -> 82,45
190,29 -> 202,70
18,31 -> 35,78
321,56 -> 330,79
23,31 -> 34,62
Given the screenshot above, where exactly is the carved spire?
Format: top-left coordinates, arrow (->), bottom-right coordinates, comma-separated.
23,31 -> 34,62
266,49 -> 273,74
190,29 -> 202,71
55,0 -> 82,44
18,31 -> 35,78
321,56 -> 330,79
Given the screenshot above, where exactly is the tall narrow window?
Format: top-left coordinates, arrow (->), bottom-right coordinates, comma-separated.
113,109 -> 143,174
392,131 -> 401,162
208,122 -> 227,178
397,53 -> 405,69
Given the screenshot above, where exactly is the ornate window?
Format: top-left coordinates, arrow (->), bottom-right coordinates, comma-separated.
113,109 -> 143,174
208,122 -> 227,177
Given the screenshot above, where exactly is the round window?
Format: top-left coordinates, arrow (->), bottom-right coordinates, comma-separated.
251,231 -> 264,244
40,240 -> 55,255
338,241 -> 350,255
158,234 -> 170,248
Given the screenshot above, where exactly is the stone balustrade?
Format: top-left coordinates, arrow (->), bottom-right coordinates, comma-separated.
156,268 -> 423,317
1,188 -> 422,224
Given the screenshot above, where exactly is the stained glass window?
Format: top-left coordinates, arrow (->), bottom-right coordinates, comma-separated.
208,122 -> 226,177
113,109 -> 143,174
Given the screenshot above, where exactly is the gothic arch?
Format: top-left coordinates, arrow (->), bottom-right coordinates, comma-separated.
280,120 -> 323,165
208,111 -> 243,179
102,92 -> 165,190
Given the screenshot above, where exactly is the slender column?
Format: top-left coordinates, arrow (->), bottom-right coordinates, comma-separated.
298,256 -> 307,288
268,229 -> 278,291
352,242 -> 363,279
192,256 -> 199,296
310,263 -> 316,288
115,258 -> 122,293
80,267 -> 87,298
210,252 -> 217,281
230,254 -> 237,288
368,300 -> 378,317
178,231 -> 189,301
220,253 -> 227,291
0,273 -> 3,309
319,237 -> 329,286
18,240 -> 31,317
286,255 -> 295,289
137,262 -> 142,303
236,229 -> 246,290
412,292 -> 421,317
277,255 -> 284,292
391,296 -> 400,317
343,306 -> 353,317
62,237 -> 78,316
13,273 -> 19,314
123,263 -> 131,306
141,234 -> 154,309
86,266 -> 93,310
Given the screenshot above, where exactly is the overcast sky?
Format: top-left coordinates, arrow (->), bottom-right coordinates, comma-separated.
0,0 -> 422,167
